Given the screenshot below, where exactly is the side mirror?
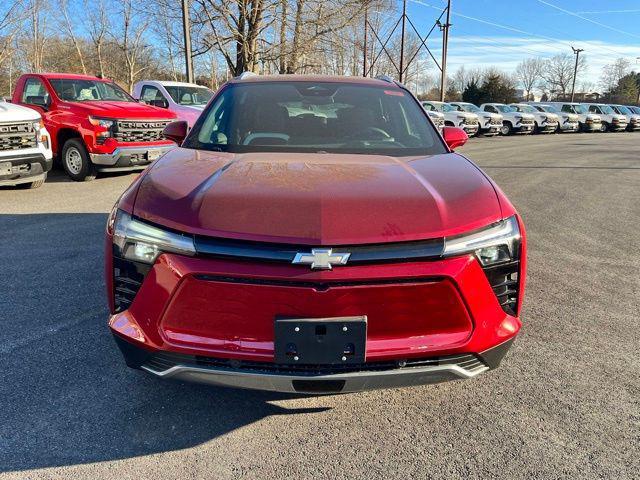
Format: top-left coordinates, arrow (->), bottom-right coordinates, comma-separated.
150,99 -> 168,109
442,126 -> 468,150
27,95 -> 49,111
163,120 -> 189,145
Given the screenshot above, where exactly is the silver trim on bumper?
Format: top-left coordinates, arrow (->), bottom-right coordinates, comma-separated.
0,172 -> 46,187
141,359 -> 489,394
89,145 -> 174,166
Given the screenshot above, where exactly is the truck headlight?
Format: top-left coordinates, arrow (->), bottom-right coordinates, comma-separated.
89,116 -> 115,128
443,216 -> 521,267
112,210 -> 195,264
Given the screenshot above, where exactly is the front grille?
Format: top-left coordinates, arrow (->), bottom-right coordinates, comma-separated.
113,119 -> 171,142
0,122 -> 37,151
144,351 -> 487,376
483,260 -> 520,315
490,118 -> 502,125
520,118 -> 534,125
465,118 -> 479,125
113,257 -> 150,312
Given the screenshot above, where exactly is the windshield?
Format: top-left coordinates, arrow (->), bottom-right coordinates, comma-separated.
422,102 -> 444,112
184,82 -> 445,156
441,103 -> 457,113
458,103 -> 480,113
540,105 -> 559,113
49,79 -> 134,102
514,105 -> 537,113
630,106 -> 640,114
600,105 -> 615,114
574,104 -> 589,114
616,105 -> 632,115
495,105 -> 516,113
164,85 -> 214,106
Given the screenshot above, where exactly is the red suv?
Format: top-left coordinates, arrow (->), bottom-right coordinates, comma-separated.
106,75 -> 526,394
13,73 -> 177,181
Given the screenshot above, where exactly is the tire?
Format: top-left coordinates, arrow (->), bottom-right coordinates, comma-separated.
600,122 -> 608,133
62,139 -> 96,182
16,173 -> 47,189
532,123 -> 539,135
500,122 -> 512,135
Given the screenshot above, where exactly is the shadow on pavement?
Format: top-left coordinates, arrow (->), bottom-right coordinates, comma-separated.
0,213 -> 330,472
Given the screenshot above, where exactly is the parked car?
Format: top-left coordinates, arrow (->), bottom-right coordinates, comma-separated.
449,102 -> 503,136
508,103 -> 559,134
608,104 -> 640,131
582,103 -> 627,132
425,109 -> 445,132
0,100 -> 52,188
421,101 -> 480,136
527,103 -> 579,133
12,73 -> 177,181
480,103 -> 534,135
132,80 -> 214,127
546,102 -> 602,132
106,74 -> 526,394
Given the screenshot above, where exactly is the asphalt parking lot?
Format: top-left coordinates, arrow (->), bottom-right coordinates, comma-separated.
1,133 -> 638,479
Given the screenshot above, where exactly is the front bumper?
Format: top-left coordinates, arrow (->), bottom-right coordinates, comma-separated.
515,123 -> 534,133
538,122 -> 559,133
89,144 -> 174,169
582,121 -> 601,132
559,121 -> 580,132
0,152 -> 52,186
460,123 -> 479,135
627,122 -> 640,131
114,334 -> 514,394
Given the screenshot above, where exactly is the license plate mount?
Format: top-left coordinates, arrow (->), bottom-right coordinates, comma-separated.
0,161 -> 11,176
274,316 -> 367,365
147,149 -> 163,161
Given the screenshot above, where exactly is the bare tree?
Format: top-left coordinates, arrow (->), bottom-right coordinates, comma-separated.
541,53 -> 587,99
58,0 -> 87,74
24,0 -> 49,72
113,0 -> 151,90
515,58 -> 544,99
0,0 -> 27,67
84,0 -> 110,78
600,58 -> 630,95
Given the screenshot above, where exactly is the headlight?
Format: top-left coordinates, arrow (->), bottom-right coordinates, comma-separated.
443,216 -> 521,267
89,116 -> 115,128
112,210 -> 195,264
32,119 -> 43,131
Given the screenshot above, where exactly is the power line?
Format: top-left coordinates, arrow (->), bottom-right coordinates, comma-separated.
536,0 -> 640,41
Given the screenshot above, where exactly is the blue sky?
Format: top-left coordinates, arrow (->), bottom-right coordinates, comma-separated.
402,0 -> 640,88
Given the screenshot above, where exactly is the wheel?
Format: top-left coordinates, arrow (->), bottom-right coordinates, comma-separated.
500,122 -> 512,135
62,139 -> 96,182
532,123 -> 539,135
16,173 -> 47,189
600,122 -> 608,133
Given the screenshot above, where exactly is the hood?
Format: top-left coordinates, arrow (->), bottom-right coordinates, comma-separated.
458,112 -> 479,121
133,149 -> 502,245
481,112 -> 502,121
0,101 -> 41,122
61,100 -> 177,120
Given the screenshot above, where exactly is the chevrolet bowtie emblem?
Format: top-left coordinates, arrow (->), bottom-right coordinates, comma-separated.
292,248 -> 351,270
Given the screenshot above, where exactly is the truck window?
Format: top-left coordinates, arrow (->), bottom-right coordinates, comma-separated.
485,105 -> 497,113
22,78 -> 50,106
561,105 -> 573,114
141,85 -> 166,104
589,106 -> 600,114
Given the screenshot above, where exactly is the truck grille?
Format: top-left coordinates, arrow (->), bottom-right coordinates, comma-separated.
520,118 -> 534,125
490,118 -> 502,125
0,122 -> 37,151
113,119 -> 171,143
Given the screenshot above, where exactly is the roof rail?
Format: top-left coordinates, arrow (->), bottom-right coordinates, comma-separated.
237,71 -> 259,80
375,74 -> 395,84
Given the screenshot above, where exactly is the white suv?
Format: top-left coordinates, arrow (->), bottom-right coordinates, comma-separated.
509,103 -> 559,134
449,102 -> 502,136
0,100 -> 53,188
529,103 -> 579,133
480,103 -> 534,135
583,103 -> 627,132
421,101 -> 480,136
609,105 -> 640,131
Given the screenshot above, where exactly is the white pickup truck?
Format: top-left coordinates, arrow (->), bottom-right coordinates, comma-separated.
528,103 -> 579,133
448,102 -> 503,136
583,103 -> 627,132
425,109 -> 445,132
0,100 -> 53,188
509,103 -> 559,134
609,105 -> 640,131
480,103 -> 535,135
545,102 -> 601,132
421,101 -> 480,136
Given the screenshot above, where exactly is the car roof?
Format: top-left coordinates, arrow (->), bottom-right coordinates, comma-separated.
139,80 -> 210,88
227,74 -> 402,88
35,73 -> 109,81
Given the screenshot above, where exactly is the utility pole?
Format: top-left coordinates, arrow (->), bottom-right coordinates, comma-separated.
362,6 -> 368,77
398,0 -> 407,82
636,57 -> 640,105
570,46 -> 584,102
439,0 -> 451,102
182,0 -> 194,83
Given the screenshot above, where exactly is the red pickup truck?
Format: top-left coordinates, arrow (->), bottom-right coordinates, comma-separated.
12,73 -> 177,181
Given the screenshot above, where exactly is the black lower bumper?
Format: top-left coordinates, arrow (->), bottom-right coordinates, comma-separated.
0,153 -> 52,186
113,334 -> 515,394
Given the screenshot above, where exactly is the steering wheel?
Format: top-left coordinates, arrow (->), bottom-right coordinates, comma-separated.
348,127 -> 392,140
